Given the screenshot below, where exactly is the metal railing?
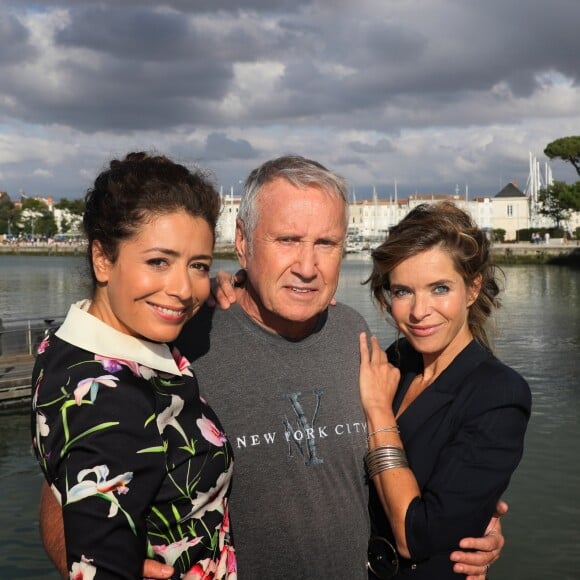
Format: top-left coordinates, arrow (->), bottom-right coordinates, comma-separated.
0,316 -> 65,357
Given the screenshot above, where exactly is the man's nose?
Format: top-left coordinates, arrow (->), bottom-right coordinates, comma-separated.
292,243 -> 317,279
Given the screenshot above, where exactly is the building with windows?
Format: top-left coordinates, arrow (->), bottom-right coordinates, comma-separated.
212,181 -> 579,246
215,190 -> 241,244
6,180 -> 576,245
491,183 -> 529,240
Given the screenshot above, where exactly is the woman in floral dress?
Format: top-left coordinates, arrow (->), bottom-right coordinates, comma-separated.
31,152 -> 236,579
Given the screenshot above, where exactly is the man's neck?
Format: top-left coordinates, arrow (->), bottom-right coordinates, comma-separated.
236,286 -> 321,340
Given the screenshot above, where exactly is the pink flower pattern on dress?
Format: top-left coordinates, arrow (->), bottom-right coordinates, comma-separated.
74,375 -> 119,405
95,354 -> 156,380
152,536 -> 204,566
183,504 -> 237,580
67,465 -> 134,521
70,555 -> 96,580
197,414 -> 228,447
188,463 -> 234,520
37,336 -> 50,355
171,346 -> 194,377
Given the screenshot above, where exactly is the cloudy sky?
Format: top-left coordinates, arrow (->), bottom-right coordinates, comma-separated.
1,0 -> 579,201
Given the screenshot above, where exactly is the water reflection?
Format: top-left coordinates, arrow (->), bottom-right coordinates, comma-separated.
0,411 -> 60,579
0,255 -> 87,320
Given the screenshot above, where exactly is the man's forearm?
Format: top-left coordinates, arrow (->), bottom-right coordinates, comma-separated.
39,481 -> 68,578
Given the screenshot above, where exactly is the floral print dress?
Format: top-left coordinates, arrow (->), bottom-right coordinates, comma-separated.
31,301 -> 236,579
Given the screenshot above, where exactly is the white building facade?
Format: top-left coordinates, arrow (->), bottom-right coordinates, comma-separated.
214,183 -> 578,245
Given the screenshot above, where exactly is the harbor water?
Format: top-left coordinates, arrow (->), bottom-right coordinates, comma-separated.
0,254 -> 579,579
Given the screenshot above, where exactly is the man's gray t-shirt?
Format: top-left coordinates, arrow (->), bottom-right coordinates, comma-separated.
177,302 -> 370,579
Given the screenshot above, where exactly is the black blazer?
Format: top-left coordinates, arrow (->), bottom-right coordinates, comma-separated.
368,339 -> 531,578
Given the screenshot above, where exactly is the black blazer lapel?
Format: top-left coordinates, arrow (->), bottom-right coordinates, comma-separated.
396,341 -> 491,444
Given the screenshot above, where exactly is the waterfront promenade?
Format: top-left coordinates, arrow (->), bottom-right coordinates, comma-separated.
0,241 -> 236,258
0,239 -> 576,259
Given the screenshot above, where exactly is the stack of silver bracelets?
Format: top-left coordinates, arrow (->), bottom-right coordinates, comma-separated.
365,425 -> 409,478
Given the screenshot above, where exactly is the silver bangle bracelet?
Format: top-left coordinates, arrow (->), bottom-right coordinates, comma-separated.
366,425 -> 400,440
365,445 -> 409,478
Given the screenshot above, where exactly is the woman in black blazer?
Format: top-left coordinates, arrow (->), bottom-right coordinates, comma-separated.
359,201 -> 531,579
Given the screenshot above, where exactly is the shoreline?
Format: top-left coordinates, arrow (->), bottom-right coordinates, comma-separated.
0,242 -> 577,265
0,244 -> 238,260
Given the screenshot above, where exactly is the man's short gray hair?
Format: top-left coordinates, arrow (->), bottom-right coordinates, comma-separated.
238,155 -> 350,248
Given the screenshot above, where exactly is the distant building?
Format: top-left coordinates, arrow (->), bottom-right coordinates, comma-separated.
4,181 -> 578,244
216,189 -> 241,245
348,191 -> 501,242
492,182 -> 529,240
212,182 -> 579,245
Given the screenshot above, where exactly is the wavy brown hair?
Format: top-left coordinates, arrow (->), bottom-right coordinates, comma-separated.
367,201 -> 501,350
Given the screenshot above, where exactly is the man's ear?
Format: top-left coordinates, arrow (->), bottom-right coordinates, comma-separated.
91,241 -> 112,284
235,218 -> 248,269
468,274 -> 483,307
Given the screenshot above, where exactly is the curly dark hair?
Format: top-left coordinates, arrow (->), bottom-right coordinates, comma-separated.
367,201 -> 501,350
83,151 -> 220,292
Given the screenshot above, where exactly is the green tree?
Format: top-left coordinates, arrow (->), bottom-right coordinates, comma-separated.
60,216 -> 70,233
544,136 -> 580,177
491,228 -> 506,243
21,197 -> 47,212
55,197 -> 84,235
0,196 -> 19,235
36,214 -> 58,237
538,180 -> 580,228
55,197 -> 85,215
19,198 -> 56,237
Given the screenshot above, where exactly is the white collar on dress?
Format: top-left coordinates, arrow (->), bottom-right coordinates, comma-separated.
55,299 -> 182,375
